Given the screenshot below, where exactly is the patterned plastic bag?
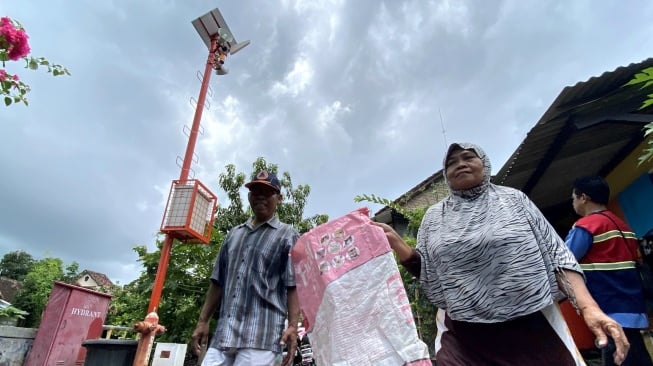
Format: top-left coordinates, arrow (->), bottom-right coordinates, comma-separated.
291,208 -> 431,366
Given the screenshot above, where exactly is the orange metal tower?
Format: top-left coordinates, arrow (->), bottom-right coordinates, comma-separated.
132,8 -> 249,365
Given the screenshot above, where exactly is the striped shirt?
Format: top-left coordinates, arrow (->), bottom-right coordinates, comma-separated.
210,215 -> 299,353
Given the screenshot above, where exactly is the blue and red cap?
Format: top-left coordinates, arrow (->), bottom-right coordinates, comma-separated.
245,170 -> 281,192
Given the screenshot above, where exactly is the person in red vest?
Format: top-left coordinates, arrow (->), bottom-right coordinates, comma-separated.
565,175 -> 653,366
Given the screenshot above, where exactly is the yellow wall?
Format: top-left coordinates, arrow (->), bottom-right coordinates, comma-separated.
605,136 -> 653,198
605,135 -> 653,222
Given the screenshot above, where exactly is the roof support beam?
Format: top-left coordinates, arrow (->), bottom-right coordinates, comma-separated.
574,113 -> 653,130
598,134 -> 645,177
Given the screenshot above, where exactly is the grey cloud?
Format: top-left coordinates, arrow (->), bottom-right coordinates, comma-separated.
1,0 -> 652,285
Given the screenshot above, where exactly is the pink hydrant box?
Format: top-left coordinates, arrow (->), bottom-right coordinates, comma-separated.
291,208 -> 431,366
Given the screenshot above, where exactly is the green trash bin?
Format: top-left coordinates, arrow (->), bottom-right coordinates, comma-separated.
82,339 -> 138,366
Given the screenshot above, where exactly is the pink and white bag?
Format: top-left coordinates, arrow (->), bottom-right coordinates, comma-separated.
291,208 -> 431,366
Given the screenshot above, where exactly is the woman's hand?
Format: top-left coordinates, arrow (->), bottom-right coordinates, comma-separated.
581,305 -> 630,365
558,270 -> 630,364
371,222 -> 403,249
371,221 -> 416,263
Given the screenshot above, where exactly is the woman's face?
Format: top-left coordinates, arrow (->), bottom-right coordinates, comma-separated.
445,148 -> 485,190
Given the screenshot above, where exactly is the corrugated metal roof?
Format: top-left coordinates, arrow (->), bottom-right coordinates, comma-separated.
495,58 -> 653,215
541,59 -> 653,123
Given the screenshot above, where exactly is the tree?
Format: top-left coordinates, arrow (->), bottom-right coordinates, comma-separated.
61,261 -> 81,284
214,158 -> 328,233
625,67 -> 653,165
0,250 -> 35,281
107,158 -> 328,345
12,257 -> 65,327
7,255 -> 80,327
249,157 -> 328,233
107,241 -> 220,344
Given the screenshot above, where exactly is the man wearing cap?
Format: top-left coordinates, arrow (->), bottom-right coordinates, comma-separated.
192,170 -> 300,366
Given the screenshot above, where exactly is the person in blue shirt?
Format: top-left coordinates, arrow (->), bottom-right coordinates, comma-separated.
565,176 -> 652,366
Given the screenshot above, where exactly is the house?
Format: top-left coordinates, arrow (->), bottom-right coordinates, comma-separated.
494,57 -> 653,237
373,170 -> 448,236
76,270 -> 114,292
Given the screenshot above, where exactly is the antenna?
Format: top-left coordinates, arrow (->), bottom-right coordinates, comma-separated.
439,108 -> 448,147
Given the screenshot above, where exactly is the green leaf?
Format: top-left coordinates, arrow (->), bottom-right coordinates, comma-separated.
637,144 -> 653,166
639,123 -> 653,166
12,19 -> 24,29
0,306 -> 29,320
643,122 -> 653,137
642,97 -> 653,110
625,67 -> 653,88
4,97 -> 11,106
28,59 -> 38,70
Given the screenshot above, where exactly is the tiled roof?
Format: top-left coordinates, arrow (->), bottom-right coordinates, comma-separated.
79,269 -> 114,288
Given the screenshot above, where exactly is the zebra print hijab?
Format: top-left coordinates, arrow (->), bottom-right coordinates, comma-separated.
415,142 -> 580,322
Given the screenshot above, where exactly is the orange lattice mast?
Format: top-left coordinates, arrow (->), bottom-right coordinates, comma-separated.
132,8 -> 249,366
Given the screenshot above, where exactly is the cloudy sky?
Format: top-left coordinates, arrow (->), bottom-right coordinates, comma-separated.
1,0 -> 652,285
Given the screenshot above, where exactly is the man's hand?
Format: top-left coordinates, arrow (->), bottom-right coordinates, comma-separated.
582,306 -> 630,365
279,325 -> 298,366
191,321 -> 210,356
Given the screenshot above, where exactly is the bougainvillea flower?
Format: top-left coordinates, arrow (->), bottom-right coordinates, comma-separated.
0,16 -> 31,60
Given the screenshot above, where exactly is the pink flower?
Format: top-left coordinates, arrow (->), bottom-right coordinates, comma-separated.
0,69 -> 6,81
0,17 -> 31,60
12,74 -> 19,81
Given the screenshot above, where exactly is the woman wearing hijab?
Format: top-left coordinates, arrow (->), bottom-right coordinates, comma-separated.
373,142 -> 629,365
